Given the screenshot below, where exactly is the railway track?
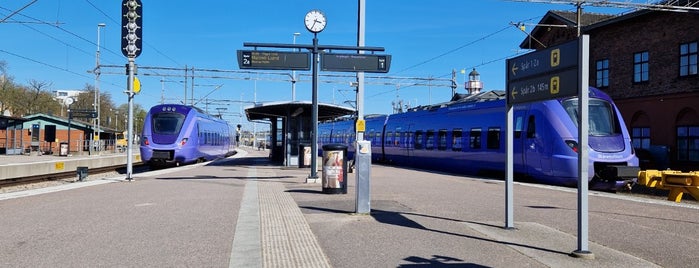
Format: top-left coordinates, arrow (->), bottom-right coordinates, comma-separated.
0,163 -> 150,191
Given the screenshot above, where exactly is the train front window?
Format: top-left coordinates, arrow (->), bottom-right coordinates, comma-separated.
562,99 -> 619,136
152,113 -> 185,135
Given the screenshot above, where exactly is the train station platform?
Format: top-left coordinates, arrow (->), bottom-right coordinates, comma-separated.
1,148 -> 698,267
0,150 -> 140,181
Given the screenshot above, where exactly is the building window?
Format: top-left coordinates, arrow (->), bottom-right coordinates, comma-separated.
596,59 -> 609,87
680,41 -> 698,77
632,127 -> 651,149
677,126 -> 699,162
633,51 -> 649,83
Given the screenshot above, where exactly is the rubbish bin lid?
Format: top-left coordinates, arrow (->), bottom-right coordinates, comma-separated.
322,143 -> 347,150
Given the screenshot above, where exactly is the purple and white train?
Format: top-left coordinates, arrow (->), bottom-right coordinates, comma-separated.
140,104 -> 235,167
319,87 -> 640,191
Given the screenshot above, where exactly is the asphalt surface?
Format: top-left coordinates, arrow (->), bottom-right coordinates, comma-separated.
1,147 -> 698,267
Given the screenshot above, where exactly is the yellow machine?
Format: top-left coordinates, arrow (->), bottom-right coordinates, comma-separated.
116,131 -> 128,151
637,170 -> 699,203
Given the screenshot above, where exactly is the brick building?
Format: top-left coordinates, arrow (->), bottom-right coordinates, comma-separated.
0,113 -> 118,155
521,7 -> 699,171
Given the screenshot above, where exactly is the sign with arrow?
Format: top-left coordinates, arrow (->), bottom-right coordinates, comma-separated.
506,39 -> 579,105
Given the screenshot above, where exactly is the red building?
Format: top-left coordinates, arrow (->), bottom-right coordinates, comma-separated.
521,7 -> 699,171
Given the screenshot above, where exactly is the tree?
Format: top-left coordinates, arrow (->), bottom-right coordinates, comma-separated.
0,61 -> 14,115
25,80 -> 62,116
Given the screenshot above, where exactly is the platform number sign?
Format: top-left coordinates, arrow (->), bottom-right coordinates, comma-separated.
241,51 -> 251,67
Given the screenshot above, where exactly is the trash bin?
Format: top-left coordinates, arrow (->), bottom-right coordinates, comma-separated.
77,166 -> 88,181
299,144 -> 311,168
321,144 -> 348,194
59,142 -> 69,156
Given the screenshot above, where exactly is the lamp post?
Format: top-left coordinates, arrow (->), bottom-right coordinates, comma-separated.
292,32 -> 300,101
94,22 -> 106,153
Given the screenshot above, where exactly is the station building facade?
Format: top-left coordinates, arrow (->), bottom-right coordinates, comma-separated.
522,7 -> 699,171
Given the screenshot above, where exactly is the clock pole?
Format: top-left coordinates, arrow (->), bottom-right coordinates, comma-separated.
309,33 -> 320,180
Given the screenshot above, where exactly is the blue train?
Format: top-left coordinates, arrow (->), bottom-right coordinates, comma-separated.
319,88 -> 640,191
140,104 -> 236,167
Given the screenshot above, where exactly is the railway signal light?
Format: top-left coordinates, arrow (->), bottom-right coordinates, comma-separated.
121,0 -> 142,58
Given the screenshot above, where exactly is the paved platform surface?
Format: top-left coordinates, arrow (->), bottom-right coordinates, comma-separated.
1,147 -> 698,267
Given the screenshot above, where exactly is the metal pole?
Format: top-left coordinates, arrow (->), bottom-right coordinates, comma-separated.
190,67 -> 195,106
506,103 -> 514,228
356,1 -> 365,140
67,108 -> 71,155
355,0 -> 371,214
95,23 -> 105,154
309,34 -> 319,180
126,58 -> 135,181
572,34 -> 593,259
292,32 -> 300,101
160,78 -> 164,104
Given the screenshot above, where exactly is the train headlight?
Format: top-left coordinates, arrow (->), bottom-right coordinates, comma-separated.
565,140 -> 579,153
143,137 -> 149,146
180,138 -> 188,147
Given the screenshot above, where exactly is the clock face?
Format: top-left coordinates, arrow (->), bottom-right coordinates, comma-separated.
304,10 -> 326,33
64,97 -> 74,106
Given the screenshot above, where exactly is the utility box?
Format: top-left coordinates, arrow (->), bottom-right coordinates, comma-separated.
321,144 -> 348,194
77,166 -> 88,181
355,140 -> 372,213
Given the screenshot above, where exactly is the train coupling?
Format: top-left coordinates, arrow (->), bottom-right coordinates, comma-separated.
592,165 -> 640,192
637,170 -> 699,203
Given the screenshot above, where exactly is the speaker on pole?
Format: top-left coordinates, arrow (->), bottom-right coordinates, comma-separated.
44,125 -> 56,142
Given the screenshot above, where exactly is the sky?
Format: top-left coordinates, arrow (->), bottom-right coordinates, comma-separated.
1,0 -> 632,128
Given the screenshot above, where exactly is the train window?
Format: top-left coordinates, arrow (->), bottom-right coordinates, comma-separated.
438,130 -> 447,151
426,130 -> 435,150
408,132 -> 414,149
562,99 -> 619,136
153,113 -> 185,135
452,129 -> 463,151
514,116 -> 523,138
415,131 -> 424,149
526,116 -> 536,139
386,131 -> 394,147
487,127 -> 501,149
470,128 -> 481,149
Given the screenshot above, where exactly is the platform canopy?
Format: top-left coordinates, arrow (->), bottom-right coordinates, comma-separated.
0,115 -> 29,130
245,101 -> 355,121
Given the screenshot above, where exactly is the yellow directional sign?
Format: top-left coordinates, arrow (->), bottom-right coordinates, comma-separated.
133,76 -> 141,94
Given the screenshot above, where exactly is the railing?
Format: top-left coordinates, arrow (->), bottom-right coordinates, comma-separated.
0,139 -> 136,155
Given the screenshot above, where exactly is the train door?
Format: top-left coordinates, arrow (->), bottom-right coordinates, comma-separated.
513,112 -> 527,173
521,113 -> 549,177
405,124 -> 414,162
